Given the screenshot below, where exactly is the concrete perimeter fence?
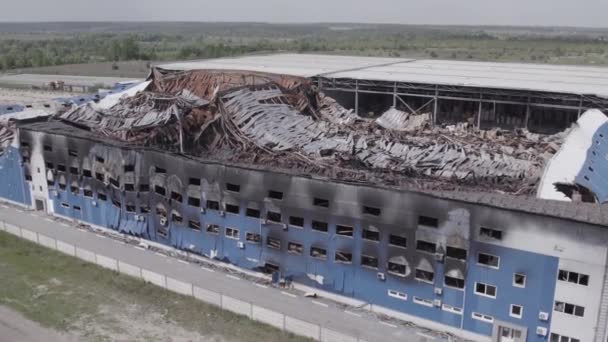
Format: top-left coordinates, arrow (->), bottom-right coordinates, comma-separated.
0,220 -> 366,342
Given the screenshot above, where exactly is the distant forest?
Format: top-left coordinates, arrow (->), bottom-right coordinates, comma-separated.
1,22 -> 608,71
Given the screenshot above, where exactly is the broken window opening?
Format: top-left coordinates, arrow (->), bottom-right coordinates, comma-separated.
336,224 -> 353,237
70,185 -> 79,195
361,255 -> 379,269
388,262 -> 407,276
109,177 -> 120,188
155,206 -> 167,217
83,189 -> 93,198
188,197 -> 201,207
189,178 -> 201,186
389,234 -> 407,248
554,301 -> 585,317
268,190 -> 283,200
154,185 -> 166,196
61,202 -> 70,209
225,227 -> 239,239
155,166 -> 166,174
68,149 -> 78,157
82,169 -> 92,178
226,183 -> 240,192
72,205 -> 81,211
289,216 -> 304,227
95,155 -> 104,163
206,200 -> 220,210
206,224 -> 220,234
246,232 -> 261,243
267,236 -> 281,250
124,165 -> 135,172
95,172 -> 104,181
43,145 -> 52,152
416,240 -> 436,254
335,251 -> 353,264
170,191 -> 183,202
477,252 -> 500,268
69,167 -> 78,175
112,199 -> 121,208
188,220 -> 201,231
57,164 -> 66,172
446,246 -> 467,261
246,208 -> 260,218
20,141 -> 30,148
444,276 -> 465,289
513,273 -> 526,287
126,204 -> 136,213
288,241 -> 303,255
97,191 -> 107,201
266,211 -> 282,223
479,227 -> 502,240
311,220 -> 328,233
263,263 -> 280,274
313,197 -> 329,208
124,184 -> 135,192
418,215 -> 439,228
226,204 -> 240,214
415,269 -> 434,283
46,162 -> 54,169
140,205 -> 150,213
310,246 -> 327,260
171,211 -> 183,224
362,228 -> 380,242
363,205 -> 381,216
24,174 -> 32,181
139,184 -> 150,192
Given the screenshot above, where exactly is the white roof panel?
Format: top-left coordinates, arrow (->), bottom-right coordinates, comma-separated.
158,53 -> 408,78
158,54 -> 608,97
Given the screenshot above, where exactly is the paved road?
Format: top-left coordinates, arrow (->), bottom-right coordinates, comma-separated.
0,204 -> 443,342
0,306 -> 78,342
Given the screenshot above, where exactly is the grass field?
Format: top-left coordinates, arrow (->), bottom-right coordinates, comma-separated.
0,230 -> 310,342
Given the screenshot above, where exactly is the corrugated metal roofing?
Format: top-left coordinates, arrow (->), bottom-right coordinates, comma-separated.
158,53 -> 608,97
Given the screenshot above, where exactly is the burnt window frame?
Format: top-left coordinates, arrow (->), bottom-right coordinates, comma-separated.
418,215 -> 439,228
361,255 -> 379,269
188,196 -> 201,207
226,183 -> 240,192
480,227 -> 503,240
154,185 -> 167,196
123,165 -> 135,172
311,220 -> 329,233
246,232 -> 261,244
416,240 -> 437,254
389,234 -> 407,248
206,200 -> 220,211
334,250 -> 353,264
444,275 -> 465,289
266,211 -> 282,223
446,246 -> 468,261
170,191 -> 183,202
268,190 -> 283,200
206,224 -> 220,235
415,269 -> 435,283
289,216 -> 304,228
82,169 -> 92,178
188,220 -> 201,231
287,241 -> 304,255
362,228 -> 380,242
313,197 -> 329,208
139,184 -> 150,192
310,246 -> 327,260
246,207 -> 261,218
189,178 -> 201,186
336,224 -> 354,237
362,205 -> 381,217
225,203 -> 240,215
266,236 -> 281,250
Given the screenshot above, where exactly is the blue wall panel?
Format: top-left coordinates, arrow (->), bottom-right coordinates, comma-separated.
0,147 -> 31,205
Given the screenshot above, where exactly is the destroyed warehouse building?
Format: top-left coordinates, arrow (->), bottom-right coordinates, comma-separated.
5,54 -> 608,342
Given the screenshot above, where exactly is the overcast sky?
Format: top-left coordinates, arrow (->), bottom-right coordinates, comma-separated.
1,0 -> 607,27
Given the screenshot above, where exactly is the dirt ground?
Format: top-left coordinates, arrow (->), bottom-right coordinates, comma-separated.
0,306 -> 78,342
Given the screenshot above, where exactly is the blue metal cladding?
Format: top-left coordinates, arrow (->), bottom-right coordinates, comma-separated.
463,242 -> 558,339
0,146 -> 31,205
41,168 -> 560,341
575,122 -> 608,202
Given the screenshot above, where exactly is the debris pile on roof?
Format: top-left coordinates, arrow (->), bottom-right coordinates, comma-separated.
53,69 -> 567,195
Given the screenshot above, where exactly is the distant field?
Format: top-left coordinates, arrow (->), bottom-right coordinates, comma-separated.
1,23 -> 608,77
0,231 -> 309,342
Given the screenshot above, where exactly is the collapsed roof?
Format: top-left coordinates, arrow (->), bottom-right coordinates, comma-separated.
53,68 -> 568,196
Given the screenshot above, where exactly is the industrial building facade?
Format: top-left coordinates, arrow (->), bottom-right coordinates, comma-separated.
3,54 -> 608,342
